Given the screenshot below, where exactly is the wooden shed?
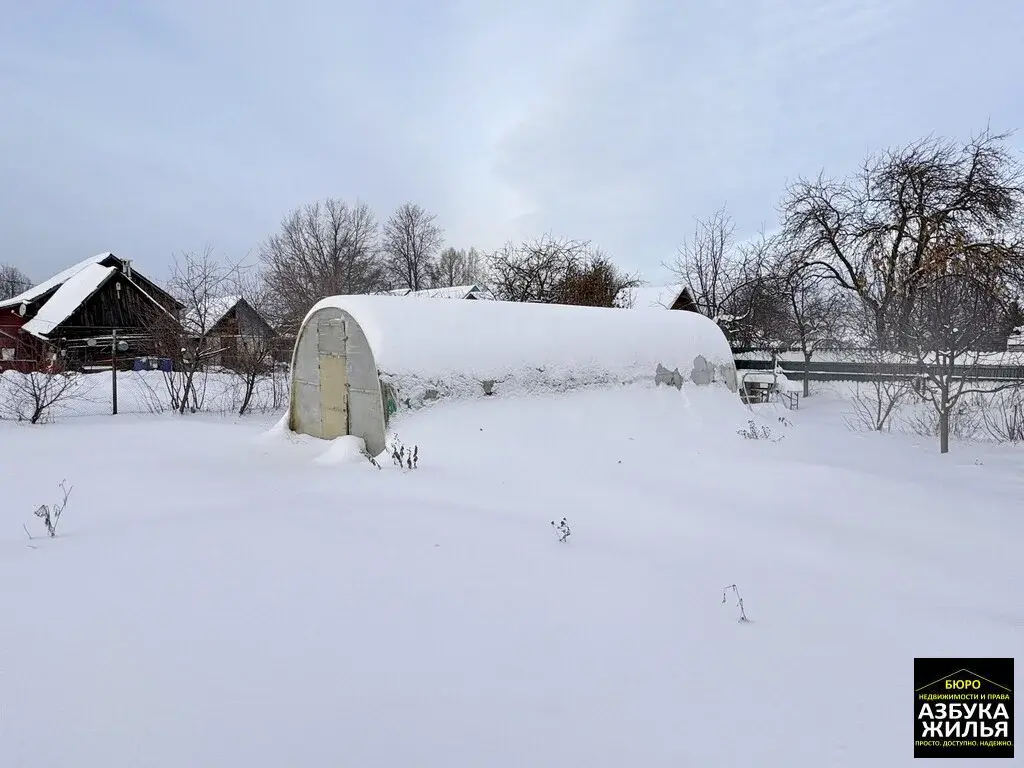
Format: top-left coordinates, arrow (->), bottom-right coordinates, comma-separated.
183,295 -> 278,369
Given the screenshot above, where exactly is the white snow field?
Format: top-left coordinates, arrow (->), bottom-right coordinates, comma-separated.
1,384 -> 1021,767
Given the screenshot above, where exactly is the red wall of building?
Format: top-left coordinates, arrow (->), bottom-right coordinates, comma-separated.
0,307 -> 33,372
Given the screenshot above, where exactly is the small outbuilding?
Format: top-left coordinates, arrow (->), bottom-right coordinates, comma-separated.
625,284 -> 699,312
288,295 -> 739,454
183,295 -> 279,368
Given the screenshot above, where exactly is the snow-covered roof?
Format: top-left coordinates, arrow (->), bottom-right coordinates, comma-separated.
296,294 -> 737,398
184,295 -> 243,335
0,252 -> 114,310
21,263 -> 117,338
385,285 -> 494,300
627,284 -> 687,309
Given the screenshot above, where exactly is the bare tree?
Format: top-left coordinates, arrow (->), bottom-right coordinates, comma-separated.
846,376 -> 914,433
903,272 -> 1013,454
780,128 -> 1024,349
428,247 -> 486,288
0,263 -> 32,300
145,248 -> 238,415
260,198 -> 384,332
381,203 -> 444,291
844,347 -> 915,433
668,205 -> 739,318
485,235 -> 591,303
724,273 -> 793,349
222,267 -> 281,416
666,206 -> 776,343
559,250 -> 642,307
0,348 -> 82,424
981,386 -> 1024,443
776,265 -> 849,396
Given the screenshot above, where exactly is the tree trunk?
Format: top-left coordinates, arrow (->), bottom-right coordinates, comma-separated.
872,303 -> 894,351
239,371 -> 257,416
180,369 -> 196,415
893,284 -> 921,351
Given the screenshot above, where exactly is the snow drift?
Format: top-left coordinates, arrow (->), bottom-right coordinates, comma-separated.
3,386 -> 1020,767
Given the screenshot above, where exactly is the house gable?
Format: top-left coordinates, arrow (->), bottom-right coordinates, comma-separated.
21,263 -> 118,338
627,284 -> 700,312
191,296 -> 276,339
3,254 -> 181,342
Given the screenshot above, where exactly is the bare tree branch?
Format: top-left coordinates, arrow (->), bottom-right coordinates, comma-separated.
381,203 -> 444,291
428,247 -> 487,288
770,255 -> 850,395
485,235 -> 590,303
901,271 -> 1008,453
0,263 -> 32,301
144,248 -> 241,415
560,249 -> 642,307
780,127 -> 1024,349
484,236 -> 638,307
221,267 -> 284,415
843,347 -> 915,433
666,208 -> 785,344
0,347 -> 81,423
259,198 -> 384,332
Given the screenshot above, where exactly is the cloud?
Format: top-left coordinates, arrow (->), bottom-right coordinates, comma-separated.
3,0 -> 1024,284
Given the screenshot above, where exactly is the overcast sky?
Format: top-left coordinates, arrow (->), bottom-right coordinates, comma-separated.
3,0 -> 1024,286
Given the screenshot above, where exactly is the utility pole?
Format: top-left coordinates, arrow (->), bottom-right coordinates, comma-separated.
111,329 -> 119,415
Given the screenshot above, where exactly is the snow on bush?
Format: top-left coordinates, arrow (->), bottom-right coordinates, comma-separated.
736,419 -> 783,442
387,434 -> 420,470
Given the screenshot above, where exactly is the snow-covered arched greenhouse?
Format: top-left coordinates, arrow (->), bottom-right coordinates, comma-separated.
288,295 -> 739,455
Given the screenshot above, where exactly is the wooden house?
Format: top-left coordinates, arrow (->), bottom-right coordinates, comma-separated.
0,253 -> 180,372
184,295 -> 278,370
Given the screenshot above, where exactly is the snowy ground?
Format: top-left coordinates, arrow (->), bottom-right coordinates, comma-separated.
1,384 -> 1020,767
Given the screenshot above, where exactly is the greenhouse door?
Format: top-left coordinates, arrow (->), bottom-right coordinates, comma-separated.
317,318 -> 349,439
